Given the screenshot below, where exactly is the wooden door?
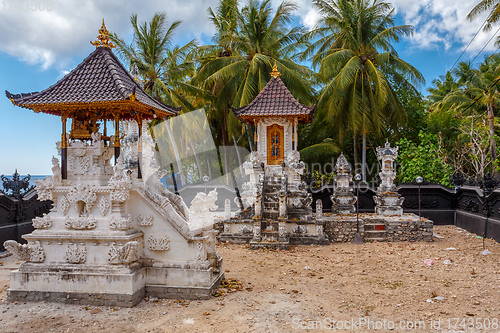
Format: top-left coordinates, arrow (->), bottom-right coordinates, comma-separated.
267,124 -> 284,165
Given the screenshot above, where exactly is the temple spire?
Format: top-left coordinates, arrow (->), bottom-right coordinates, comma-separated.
90,19 -> 115,49
270,61 -> 281,79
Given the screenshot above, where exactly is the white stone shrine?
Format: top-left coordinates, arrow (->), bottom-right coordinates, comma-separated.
3,22 -> 223,306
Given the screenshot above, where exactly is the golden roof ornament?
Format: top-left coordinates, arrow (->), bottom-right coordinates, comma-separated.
270,61 -> 281,79
90,19 -> 116,49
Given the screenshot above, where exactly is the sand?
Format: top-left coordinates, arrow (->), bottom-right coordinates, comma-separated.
1,225 -> 499,332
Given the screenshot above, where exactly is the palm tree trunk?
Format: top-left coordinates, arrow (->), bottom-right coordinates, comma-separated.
189,140 -> 203,181
362,132 -> 367,183
488,103 -> 497,176
165,122 -> 186,185
353,132 -> 359,174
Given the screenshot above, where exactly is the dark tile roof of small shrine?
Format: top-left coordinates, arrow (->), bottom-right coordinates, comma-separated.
5,46 -> 180,118
232,76 -> 315,124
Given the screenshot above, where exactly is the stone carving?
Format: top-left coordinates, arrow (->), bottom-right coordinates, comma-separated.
239,225 -> 253,234
68,153 -> 91,175
98,196 -> 110,216
224,199 -> 231,220
3,240 -> 45,262
330,153 -> 357,215
279,222 -> 287,238
148,235 -> 170,251
32,214 -> 52,229
293,225 -> 308,234
224,223 -> 230,233
188,189 -> 218,230
461,197 -> 479,213
137,214 -> 154,226
374,141 -> 404,216
108,241 -> 139,264
59,195 -> 70,215
67,183 -> 97,213
376,140 -> 398,193
108,161 -> 133,202
65,215 -> 97,230
35,177 -> 54,201
316,199 -> 323,219
65,243 -> 86,264
29,241 -> 45,262
196,241 -> 205,261
51,156 -> 62,185
109,215 -> 132,230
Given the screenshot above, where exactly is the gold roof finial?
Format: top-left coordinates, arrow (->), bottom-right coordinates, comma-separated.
270,61 -> 281,79
91,19 -> 116,49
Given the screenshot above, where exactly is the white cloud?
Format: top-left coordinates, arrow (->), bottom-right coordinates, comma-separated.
2,0 -> 499,70
0,0 -> 219,70
390,0 -> 500,54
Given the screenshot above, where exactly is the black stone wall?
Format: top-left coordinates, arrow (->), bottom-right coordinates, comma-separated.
0,189 -> 52,252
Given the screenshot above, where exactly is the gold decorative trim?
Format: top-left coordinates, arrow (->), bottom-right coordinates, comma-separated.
270,61 -> 281,79
90,19 -> 116,49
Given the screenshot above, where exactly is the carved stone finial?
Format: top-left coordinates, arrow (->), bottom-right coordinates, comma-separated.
270,61 -> 281,79
90,19 -> 116,49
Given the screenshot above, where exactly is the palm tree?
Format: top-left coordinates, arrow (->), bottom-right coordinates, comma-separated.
110,12 -> 199,112
192,0 -> 315,148
437,57 -> 500,168
303,0 -> 424,182
468,0 -> 500,32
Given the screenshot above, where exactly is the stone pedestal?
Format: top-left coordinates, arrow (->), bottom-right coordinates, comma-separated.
374,192 -> 404,216
4,138 -> 223,307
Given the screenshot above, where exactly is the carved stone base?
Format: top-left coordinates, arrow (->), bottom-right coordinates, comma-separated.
374,192 -> 404,216
8,263 -> 146,307
146,270 -> 224,300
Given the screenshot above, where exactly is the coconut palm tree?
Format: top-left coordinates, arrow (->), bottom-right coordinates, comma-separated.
192,0 -> 315,148
437,56 -> 500,168
468,0 -> 500,32
303,0 -> 424,182
110,12 -> 199,112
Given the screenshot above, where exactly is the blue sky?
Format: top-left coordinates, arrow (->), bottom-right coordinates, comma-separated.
0,0 -> 499,175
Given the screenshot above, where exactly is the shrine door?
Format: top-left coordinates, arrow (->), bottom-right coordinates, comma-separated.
267,124 -> 284,165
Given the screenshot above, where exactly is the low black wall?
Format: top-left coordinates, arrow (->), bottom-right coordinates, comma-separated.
311,183 -> 500,242
0,189 -> 52,252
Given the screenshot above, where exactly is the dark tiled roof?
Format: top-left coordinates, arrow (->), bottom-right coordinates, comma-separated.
6,47 -> 180,118
232,76 -> 315,124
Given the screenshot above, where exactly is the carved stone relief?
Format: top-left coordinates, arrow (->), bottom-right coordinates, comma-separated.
65,215 -> 97,230
109,215 -> 132,230
65,243 -> 87,264
137,214 -> 154,226
98,196 -> 110,216
108,241 -> 139,264
148,235 -> 170,251
32,215 -> 52,229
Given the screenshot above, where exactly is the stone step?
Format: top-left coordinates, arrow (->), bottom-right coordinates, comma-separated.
364,237 -> 387,242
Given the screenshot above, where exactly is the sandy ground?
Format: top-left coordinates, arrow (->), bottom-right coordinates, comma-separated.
1,225 -> 500,333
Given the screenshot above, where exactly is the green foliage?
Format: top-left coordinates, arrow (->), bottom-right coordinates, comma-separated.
396,131 -> 452,187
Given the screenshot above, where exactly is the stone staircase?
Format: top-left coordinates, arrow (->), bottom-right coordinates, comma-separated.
262,176 -> 281,220
363,221 -> 387,242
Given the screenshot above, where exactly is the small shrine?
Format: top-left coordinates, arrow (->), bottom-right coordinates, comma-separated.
330,153 -> 356,215
218,64 -> 328,249
3,21 -> 223,306
373,141 -> 404,216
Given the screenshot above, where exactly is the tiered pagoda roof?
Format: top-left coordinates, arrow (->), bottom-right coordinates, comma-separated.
232,65 -> 315,125
6,21 -> 180,119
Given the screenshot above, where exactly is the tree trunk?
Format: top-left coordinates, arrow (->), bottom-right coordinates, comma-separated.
189,140 -> 203,181
488,103 -> 497,176
165,122 -> 186,185
362,132 -> 367,183
353,132 -> 359,174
